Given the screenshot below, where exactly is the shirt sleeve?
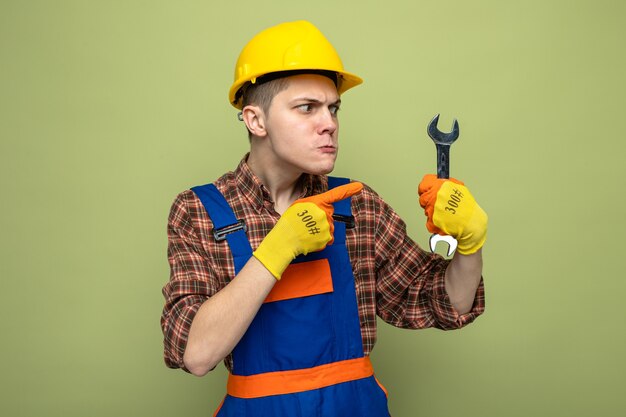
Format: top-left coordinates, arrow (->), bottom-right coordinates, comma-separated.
370,188 -> 485,330
160,191 -> 219,371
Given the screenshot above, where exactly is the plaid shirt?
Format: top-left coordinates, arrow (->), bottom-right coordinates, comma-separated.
161,156 -> 485,372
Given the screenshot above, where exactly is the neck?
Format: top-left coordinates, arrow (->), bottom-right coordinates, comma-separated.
247,151 -> 303,214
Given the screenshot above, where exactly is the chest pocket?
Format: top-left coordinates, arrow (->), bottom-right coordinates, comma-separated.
264,259 -> 333,303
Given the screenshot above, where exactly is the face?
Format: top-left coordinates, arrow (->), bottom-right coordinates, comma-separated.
258,74 -> 341,177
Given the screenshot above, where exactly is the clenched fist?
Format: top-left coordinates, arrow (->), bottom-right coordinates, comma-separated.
418,175 -> 487,255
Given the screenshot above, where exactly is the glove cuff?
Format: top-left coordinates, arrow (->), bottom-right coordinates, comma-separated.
456,205 -> 488,255
252,224 -> 297,280
253,247 -> 287,280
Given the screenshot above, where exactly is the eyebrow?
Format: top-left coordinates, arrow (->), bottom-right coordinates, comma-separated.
292,97 -> 342,106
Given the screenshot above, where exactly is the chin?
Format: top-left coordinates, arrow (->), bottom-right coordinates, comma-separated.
305,164 -> 335,176
299,154 -> 337,176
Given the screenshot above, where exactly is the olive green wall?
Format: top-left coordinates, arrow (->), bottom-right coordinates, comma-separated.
2,1 -> 624,416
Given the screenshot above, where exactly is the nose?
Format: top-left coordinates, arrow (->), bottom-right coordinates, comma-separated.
317,107 -> 338,136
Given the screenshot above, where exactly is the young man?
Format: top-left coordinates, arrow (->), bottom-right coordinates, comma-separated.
161,21 -> 487,416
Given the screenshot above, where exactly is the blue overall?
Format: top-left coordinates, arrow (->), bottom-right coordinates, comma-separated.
191,177 -> 390,417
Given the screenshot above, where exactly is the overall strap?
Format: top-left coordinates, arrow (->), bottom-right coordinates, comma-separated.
327,176 -> 355,244
190,184 -> 252,273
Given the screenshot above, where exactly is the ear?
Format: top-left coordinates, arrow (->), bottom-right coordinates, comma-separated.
241,105 -> 267,137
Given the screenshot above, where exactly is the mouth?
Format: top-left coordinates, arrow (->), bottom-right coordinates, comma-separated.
318,145 -> 337,153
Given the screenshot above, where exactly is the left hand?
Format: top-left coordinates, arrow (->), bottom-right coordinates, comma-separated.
418,174 -> 488,255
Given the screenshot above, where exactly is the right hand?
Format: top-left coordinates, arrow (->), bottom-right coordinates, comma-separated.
253,182 -> 363,279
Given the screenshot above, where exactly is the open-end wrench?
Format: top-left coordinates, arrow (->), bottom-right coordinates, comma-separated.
427,114 -> 459,256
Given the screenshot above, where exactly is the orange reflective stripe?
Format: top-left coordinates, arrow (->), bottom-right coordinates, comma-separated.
212,396 -> 225,416
375,376 -> 389,397
264,259 -> 333,303
227,357 -> 374,399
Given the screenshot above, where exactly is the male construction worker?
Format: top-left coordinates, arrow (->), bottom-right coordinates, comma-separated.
161,20 -> 487,416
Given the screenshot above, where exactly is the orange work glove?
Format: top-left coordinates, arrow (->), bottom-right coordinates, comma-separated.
253,182 -> 363,279
418,174 -> 488,255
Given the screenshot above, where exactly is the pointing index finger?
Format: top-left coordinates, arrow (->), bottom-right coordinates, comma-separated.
296,182 -> 363,209
319,182 -> 364,204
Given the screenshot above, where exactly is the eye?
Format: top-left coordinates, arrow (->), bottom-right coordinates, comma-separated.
329,104 -> 340,115
297,103 -> 313,113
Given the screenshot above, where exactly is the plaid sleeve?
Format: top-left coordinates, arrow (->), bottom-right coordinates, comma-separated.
372,191 -> 485,330
160,191 -> 219,371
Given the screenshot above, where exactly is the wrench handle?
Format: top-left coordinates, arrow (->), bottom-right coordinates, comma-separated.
427,115 -> 457,256
436,144 -> 450,179
434,144 -> 455,256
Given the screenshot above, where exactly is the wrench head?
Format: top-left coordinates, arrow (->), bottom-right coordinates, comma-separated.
429,233 -> 458,257
427,114 -> 459,145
